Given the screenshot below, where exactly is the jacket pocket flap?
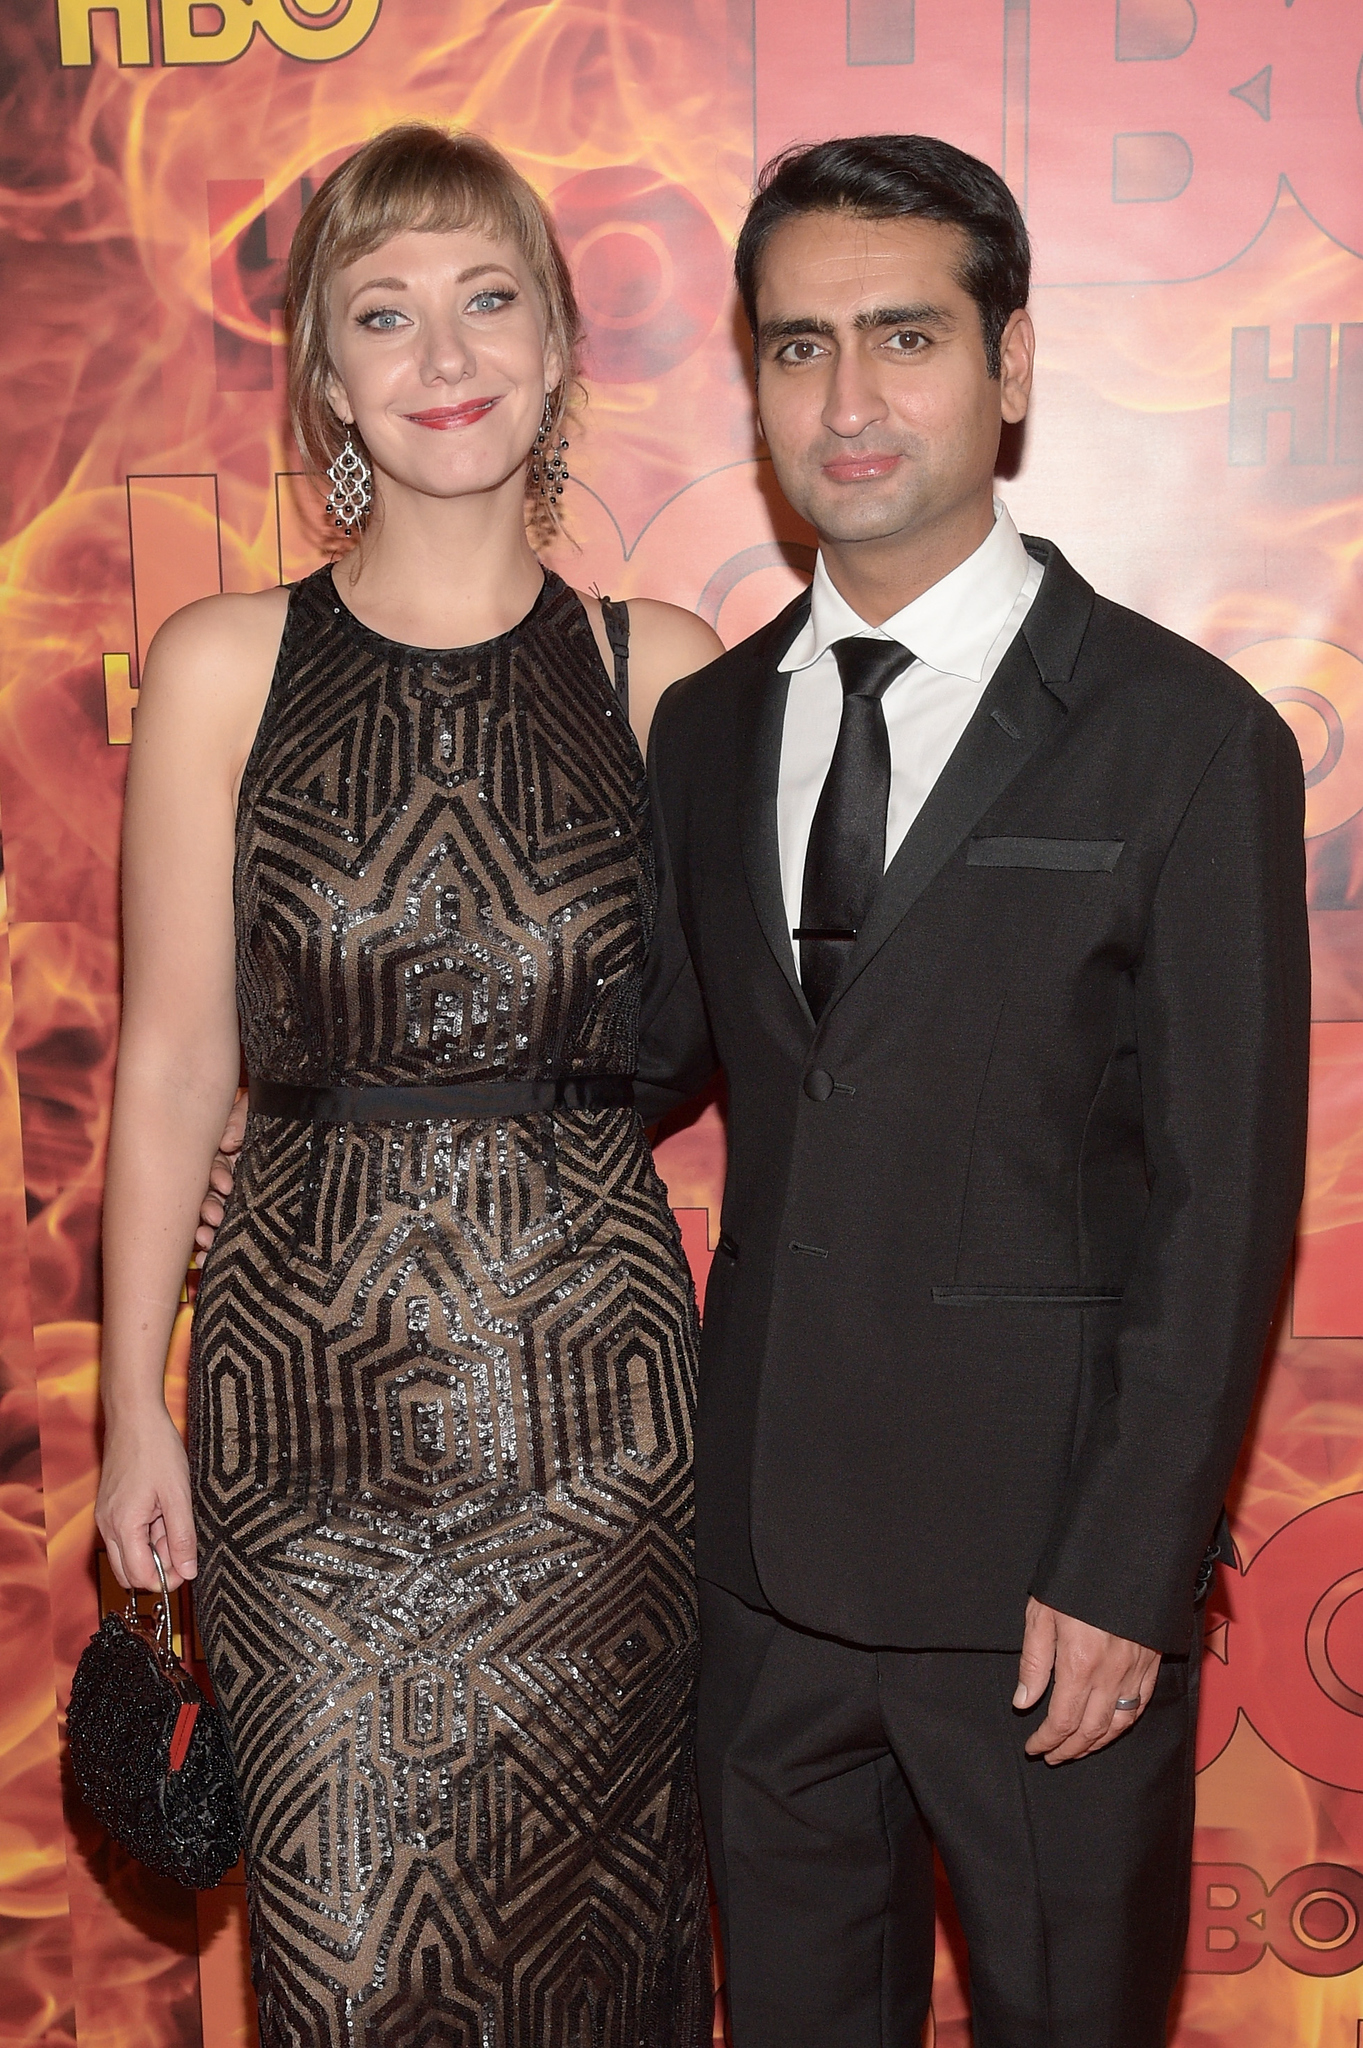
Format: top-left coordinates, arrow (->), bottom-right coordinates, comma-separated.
967,836 -> 1125,871
933,1284 -> 1124,1304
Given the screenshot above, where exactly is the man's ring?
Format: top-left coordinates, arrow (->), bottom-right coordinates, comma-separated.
1114,1696 -> 1142,1712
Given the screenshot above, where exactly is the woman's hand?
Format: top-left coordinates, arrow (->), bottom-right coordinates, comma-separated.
95,1406 -> 198,1592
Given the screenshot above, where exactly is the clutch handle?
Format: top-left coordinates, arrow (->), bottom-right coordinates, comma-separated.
124,1545 -> 175,1655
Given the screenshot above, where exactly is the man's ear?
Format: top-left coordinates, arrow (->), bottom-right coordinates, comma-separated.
999,308 -> 1035,424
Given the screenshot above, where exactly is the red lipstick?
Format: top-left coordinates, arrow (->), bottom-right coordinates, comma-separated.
404,398 -> 500,430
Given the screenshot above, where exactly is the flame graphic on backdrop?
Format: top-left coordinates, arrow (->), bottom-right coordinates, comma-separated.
1,0 -> 1362,2042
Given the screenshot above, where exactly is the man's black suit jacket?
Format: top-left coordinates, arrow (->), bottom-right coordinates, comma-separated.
637,538 -> 1310,1657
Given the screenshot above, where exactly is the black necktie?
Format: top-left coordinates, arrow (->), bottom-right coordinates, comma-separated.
796,637 -> 913,1020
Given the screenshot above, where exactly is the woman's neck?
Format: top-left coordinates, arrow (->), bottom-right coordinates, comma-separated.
334,472 -> 547,649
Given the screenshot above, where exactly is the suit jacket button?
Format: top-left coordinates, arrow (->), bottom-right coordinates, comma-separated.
803,1068 -> 835,1102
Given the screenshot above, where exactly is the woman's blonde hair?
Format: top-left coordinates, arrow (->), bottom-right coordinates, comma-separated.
285,123 -> 582,534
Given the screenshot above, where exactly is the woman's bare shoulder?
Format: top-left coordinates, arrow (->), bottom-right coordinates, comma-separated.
144,585 -> 292,679
138,587 -> 290,721
132,587 -> 293,785
575,592 -> 721,670
624,597 -> 722,656
594,596 -> 721,673
573,590 -> 722,753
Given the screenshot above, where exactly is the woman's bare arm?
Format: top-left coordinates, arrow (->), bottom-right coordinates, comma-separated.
95,588 -> 285,1592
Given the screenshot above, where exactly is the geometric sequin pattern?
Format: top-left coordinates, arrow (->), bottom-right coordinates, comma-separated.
189,568 -> 710,2047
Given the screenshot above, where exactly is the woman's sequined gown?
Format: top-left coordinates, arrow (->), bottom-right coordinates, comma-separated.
189,567 -> 711,2048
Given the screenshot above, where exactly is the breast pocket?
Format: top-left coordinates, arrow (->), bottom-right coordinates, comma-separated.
967,837 -> 1125,872
932,1284 -> 1124,1305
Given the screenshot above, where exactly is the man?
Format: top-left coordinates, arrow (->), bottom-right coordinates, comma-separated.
196,131 -> 1308,2044
635,136 -> 1310,2044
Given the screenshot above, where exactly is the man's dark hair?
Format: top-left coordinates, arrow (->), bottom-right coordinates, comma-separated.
734,135 -> 1031,378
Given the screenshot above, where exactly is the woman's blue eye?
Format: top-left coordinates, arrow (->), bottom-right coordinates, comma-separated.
360,308 -> 404,330
470,290 -> 515,312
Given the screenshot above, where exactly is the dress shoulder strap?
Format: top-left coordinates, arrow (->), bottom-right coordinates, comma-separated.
599,596 -> 630,720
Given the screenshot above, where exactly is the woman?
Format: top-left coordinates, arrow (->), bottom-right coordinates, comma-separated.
95,123 -> 721,2046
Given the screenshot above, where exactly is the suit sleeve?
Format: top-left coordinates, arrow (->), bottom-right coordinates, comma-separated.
633,718 -> 720,1125
1030,697 -> 1310,1652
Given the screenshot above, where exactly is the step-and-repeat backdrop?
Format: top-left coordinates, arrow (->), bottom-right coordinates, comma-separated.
1,0 -> 1361,2042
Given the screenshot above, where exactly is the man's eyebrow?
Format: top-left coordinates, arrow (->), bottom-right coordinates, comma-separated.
854,302 -> 955,331
757,314 -> 838,348
757,304 -> 957,348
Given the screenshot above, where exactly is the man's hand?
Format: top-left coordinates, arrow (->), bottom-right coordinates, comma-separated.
1014,1596 -> 1161,1764
193,1087 -> 247,1260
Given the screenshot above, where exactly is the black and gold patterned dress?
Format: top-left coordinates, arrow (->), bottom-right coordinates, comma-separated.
189,566 -> 711,2048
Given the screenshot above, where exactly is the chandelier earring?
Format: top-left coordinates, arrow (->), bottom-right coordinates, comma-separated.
530,396 -> 570,504
325,432 -> 372,533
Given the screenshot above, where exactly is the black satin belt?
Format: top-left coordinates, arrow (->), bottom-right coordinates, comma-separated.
249,1075 -> 635,1124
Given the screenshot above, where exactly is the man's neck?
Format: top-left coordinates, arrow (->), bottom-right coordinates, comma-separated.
817,491 -> 997,627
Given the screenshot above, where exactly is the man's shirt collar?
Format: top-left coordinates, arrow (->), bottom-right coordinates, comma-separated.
780,501 -> 1032,682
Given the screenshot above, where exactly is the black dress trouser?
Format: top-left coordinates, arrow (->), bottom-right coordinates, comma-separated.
696,1581 -> 1201,2048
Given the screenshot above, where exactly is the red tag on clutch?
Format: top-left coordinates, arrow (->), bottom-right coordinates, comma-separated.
168,1702 -> 199,1773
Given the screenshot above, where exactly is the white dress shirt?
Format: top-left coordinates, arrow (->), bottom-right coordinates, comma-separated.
777,501 -> 1044,959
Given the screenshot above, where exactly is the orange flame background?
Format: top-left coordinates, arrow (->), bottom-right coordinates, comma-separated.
1,0 -> 1362,2042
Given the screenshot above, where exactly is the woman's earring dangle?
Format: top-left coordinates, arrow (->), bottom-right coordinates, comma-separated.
531,397 -> 570,503
325,433 -> 372,533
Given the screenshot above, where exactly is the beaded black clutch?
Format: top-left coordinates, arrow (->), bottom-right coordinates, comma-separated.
67,1551 -> 243,1889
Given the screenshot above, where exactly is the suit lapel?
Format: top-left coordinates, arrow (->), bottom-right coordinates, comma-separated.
737,593 -> 815,1021
820,539 -> 1095,1023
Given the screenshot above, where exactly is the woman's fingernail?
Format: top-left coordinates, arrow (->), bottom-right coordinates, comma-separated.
1013,1684 -> 1028,1708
